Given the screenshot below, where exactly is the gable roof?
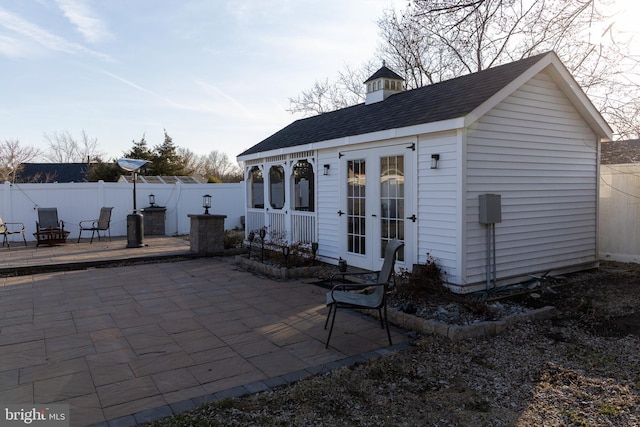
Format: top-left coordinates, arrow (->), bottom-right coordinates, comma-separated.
17,163 -> 89,183
601,139 -> 640,164
239,51 -> 611,159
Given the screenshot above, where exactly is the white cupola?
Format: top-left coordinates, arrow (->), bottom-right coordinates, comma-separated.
364,61 -> 405,105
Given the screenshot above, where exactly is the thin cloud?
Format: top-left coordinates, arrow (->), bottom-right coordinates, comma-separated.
98,69 -> 209,113
99,69 -> 169,100
0,34 -> 30,58
55,0 -> 113,43
98,69 -> 257,117
194,79 -> 254,116
0,6 -> 112,60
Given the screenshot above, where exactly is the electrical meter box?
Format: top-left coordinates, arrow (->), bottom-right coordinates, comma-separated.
479,194 -> 502,224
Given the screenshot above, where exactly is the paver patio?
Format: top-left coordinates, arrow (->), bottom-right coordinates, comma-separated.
0,238 -> 408,426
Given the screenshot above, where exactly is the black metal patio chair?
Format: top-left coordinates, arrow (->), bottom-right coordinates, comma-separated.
324,239 -> 404,348
78,207 -> 113,243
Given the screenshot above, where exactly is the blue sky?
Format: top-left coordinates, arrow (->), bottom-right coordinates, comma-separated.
2,1 -> 637,164
0,0 -> 397,162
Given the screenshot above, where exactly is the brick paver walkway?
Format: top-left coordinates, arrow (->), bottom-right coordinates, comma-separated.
0,238 -> 408,426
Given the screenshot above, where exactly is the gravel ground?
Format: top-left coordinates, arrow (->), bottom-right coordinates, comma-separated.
145,261 -> 640,426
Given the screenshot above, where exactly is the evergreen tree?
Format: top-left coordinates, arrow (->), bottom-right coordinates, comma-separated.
123,134 -> 154,164
86,158 -> 121,182
150,130 -> 185,176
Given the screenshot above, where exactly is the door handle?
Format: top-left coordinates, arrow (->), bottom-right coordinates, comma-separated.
371,214 -> 377,217
338,210 -> 345,216
406,214 -> 417,222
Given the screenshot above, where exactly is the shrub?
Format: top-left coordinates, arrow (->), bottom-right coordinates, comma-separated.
396,253 -> 447,299
246,227 -> 319,268
224,229 -> 244,249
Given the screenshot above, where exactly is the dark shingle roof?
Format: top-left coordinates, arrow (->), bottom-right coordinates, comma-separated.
364,65 -> 404,83
17,163 -> 89,183
239,52 -> 551,157
601,139 -> 640,164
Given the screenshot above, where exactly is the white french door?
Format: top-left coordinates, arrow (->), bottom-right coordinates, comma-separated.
341,145 -> 414,271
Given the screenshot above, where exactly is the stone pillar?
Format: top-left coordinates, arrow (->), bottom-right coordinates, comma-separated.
143,207 -> 166,236
188,214 -> 226,255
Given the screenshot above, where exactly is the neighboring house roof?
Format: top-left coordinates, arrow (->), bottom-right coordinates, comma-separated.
17,163 -> 88,183
600,139 -> 640,164
238,51 -> 611,159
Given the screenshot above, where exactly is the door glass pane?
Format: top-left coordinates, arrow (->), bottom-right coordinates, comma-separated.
347,160 -> 366,255
380,155 -> 404,260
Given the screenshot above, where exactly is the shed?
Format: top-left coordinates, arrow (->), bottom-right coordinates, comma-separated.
238,51 -> 612,293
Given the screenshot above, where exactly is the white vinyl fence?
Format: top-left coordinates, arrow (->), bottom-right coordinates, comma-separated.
599,164 -> 640,263
1,180 -> 244,243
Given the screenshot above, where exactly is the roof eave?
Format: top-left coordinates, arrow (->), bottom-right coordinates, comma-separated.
464,52 -> 613,141
236,117 -> 466,163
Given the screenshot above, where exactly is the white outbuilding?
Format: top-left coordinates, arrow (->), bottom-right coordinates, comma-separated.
238,51 -> 612,293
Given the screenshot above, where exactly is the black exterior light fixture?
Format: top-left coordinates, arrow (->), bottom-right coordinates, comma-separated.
323,164 -> 330,175
282,245 -> 290,269
259,228 -> 267,262
203,194 -> 212,215
431,154 -> 440,169
148,194 -> 156,207
247,231 -> 255,257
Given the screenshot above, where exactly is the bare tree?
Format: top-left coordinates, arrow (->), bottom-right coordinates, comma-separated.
177,147 -> 199,176
382,0 -> 638,138
289,0 -> 640,138
44,130 -> 104,162
0,139 -> 41,183
194,150 -> 242,183
394,0 -> 623,86
287,62 -> 377,117
377,8 -> 454,88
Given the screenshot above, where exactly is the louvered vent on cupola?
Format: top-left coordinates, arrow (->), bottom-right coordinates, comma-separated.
364,61 -> 405,105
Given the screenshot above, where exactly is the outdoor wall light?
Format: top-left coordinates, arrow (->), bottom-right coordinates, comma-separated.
431,154 -> 440,169
323,164 -> 331,175
148,194 -> 156,207
202,194 -> 212,215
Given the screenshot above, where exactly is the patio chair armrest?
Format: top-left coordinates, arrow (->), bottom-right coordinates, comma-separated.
330,282 -> 370,292
329,282 -> 385,299
79,219 -> 97,228
5,222 -> 25,231
329,270 -> 380,286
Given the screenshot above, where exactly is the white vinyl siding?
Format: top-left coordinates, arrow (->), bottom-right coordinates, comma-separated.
464,71 -> 598,286
416,131 -> 461,283
316,149 -> 340,260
